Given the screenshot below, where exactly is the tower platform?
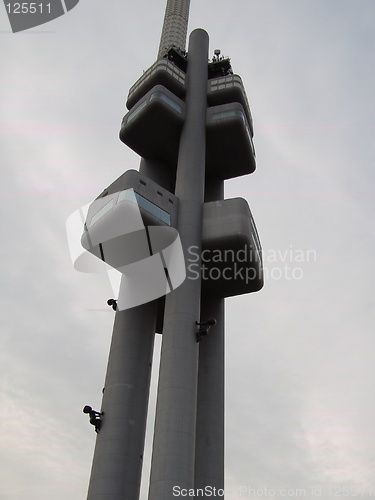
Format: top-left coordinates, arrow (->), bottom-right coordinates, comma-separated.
206,102 -> 256,179
121,96 -> 255,179
201,197 -> 263,297
81,170 -> 179,272
120,84 -> 185,166
207,74 -> 254,135
126,56 -> 186,110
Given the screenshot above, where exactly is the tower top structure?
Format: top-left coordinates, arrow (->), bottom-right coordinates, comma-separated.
157,0 -> 191,59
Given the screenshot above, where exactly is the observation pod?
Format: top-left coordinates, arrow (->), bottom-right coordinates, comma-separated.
207,73 -> 254,135
126,52 -> 186,110
120,85 -> 185,165
80,170 -> 185,305
84,169 -> 178,227
201,198 -> 263,297
206,103 -> 256,180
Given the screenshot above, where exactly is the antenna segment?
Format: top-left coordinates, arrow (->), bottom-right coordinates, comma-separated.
158,0 -> 191,59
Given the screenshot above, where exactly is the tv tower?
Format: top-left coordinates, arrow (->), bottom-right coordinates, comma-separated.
81,0 -> 263,498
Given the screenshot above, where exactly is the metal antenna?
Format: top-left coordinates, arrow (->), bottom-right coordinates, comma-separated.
157,0 -> 191,59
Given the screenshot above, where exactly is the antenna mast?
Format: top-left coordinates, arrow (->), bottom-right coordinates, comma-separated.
158,0 -> 191,59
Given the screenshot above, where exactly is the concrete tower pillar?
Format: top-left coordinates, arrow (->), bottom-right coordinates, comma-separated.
148,28 -> 209,500
195,296 -> 225,492
86,281 -> 158,500
195,179 -> 225,492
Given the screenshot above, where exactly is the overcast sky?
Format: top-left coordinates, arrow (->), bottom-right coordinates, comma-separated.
1,1 -> 375,499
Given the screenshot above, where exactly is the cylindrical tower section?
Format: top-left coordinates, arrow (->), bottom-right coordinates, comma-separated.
194,178 -> 225,491
148,29 -> 209,499
157,0 -> 191,59
87,280 -> 158,500
195,295 -> 225,491
139,158 -> 175,193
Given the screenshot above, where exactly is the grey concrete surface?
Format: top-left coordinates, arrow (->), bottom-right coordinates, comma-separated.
87,290 -> 157,500
148,29 -> 209,500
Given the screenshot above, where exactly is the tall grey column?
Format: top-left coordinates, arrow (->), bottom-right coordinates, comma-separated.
157,0 -> 191,59
195,179 -> 225,491
87,279 -> 157,500
195,296 -> 225,491
148,29 -> 209,500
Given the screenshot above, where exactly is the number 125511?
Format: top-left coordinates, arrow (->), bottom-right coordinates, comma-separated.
6,3 -> 51,14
